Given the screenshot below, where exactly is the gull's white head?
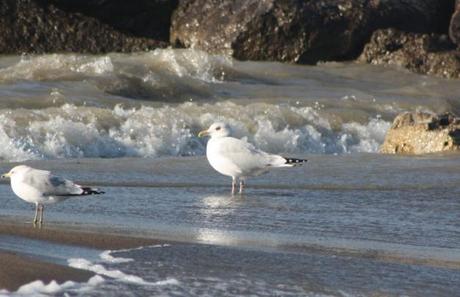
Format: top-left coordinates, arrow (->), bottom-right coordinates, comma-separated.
1,165 -> 31,179
198,122 -> 231,138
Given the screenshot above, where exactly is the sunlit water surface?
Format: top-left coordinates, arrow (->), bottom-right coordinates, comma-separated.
0,49 -> 460,296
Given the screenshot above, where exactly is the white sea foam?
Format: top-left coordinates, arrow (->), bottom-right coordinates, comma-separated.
99,250 -> 134,264
154,278 -> 181,286
1,245 -> 178,296
68,257 -> 179,287
68,258 -> 150,285
1,275 -> 105,297
144,48 -> 231,83
0,102 -> 392,162
75,56 -> 114,75
340,117 -> 391,153
113,243 -> 172,254
17,280 -> 76,296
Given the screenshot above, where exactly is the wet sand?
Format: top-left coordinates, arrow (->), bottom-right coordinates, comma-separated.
0,251 -> 94,292
282,243 -> 460,270
0,219 -> 166,292
0,219 -> 162,250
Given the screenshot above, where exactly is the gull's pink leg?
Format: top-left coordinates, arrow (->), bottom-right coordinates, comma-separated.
231,177 -> 237,195
239,179 -> 245,194
39,204 -> 44,224
33,203 -> 39,225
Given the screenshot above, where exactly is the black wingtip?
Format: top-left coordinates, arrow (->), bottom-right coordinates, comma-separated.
82,187 -> 105,195
284,158 -> 308,165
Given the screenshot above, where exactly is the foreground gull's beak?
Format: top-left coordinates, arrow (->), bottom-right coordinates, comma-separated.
1,172 -> 10,179
198,130 -> 209,137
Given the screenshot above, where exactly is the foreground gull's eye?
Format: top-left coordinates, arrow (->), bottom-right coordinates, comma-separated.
216,127 -> 221,131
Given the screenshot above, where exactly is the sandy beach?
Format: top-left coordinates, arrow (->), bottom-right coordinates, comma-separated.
0,251 -> 94,292
0,219 -> 166,292
0,219 -> 162,250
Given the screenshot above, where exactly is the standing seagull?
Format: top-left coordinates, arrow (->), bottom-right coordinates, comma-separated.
198,122 -> 307,194
1,165 -> 104,225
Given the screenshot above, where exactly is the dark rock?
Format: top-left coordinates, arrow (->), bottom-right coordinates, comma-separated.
369,0 -> 455,34
170,0 -> 455,64
450,0 -> 460,46
47,0 -> 178,42
380,111 -> 460,154
359,29 -> 460,79
0,0 -> 172,54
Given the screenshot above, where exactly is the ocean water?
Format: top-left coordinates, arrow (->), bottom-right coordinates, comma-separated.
1,156 -> 460,296
1,49 -> 459,161
0,49 -> 460,296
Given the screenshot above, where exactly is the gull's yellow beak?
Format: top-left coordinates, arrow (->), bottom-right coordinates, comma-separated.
198,129 -> 209,137
1,172 -> 10,179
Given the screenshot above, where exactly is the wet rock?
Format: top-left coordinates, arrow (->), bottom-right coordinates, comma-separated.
380,112 -> 460,154
0,0 -> 171,54
450,0 -> 460,46
170,0 -> 454,64
370,0 -> 455,34
359,29 -> 460,79
48,0 -> 178,42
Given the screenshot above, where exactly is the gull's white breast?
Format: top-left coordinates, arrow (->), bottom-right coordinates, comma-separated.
207,137 -> 243,177
11,177 -> 46,204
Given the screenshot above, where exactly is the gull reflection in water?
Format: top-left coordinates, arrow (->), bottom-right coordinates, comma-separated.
202,194 -> 242,210
195,227 -> 238,246
196,194 -> 245,245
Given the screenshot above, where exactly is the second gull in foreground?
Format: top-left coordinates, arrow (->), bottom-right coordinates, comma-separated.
2,165 -> 104,225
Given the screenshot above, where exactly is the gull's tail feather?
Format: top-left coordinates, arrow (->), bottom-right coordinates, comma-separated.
268,155 -> 308,167
284,158 -> 308,166
81,187 -> 105,195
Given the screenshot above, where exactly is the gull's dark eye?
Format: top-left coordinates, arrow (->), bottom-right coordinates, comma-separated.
216,126 -> 221,131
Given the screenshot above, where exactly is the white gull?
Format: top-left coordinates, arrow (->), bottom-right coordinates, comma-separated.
199,122 -> 307,194
2,165 -> 104,225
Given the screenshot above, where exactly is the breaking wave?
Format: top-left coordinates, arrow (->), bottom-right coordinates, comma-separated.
4,48 -> 453,163
0,102 -> 390,162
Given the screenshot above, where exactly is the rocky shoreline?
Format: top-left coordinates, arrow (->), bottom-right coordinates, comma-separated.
0,0 -> 459,78
380,112 -> 460,154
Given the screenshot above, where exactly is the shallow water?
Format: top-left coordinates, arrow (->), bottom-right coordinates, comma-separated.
1,156 -> 460,296
0,49 -> 460,296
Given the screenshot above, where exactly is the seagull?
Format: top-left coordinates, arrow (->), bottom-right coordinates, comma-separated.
198,122 -> 307,194
1,165 -> 104,225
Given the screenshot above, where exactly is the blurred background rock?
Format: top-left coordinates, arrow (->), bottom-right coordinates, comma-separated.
0,0 -> 458,78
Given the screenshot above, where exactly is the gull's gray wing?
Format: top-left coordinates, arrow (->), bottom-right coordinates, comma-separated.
214,137 -> 293,174
22,168 -> 84,196
215,138 -> 275,174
